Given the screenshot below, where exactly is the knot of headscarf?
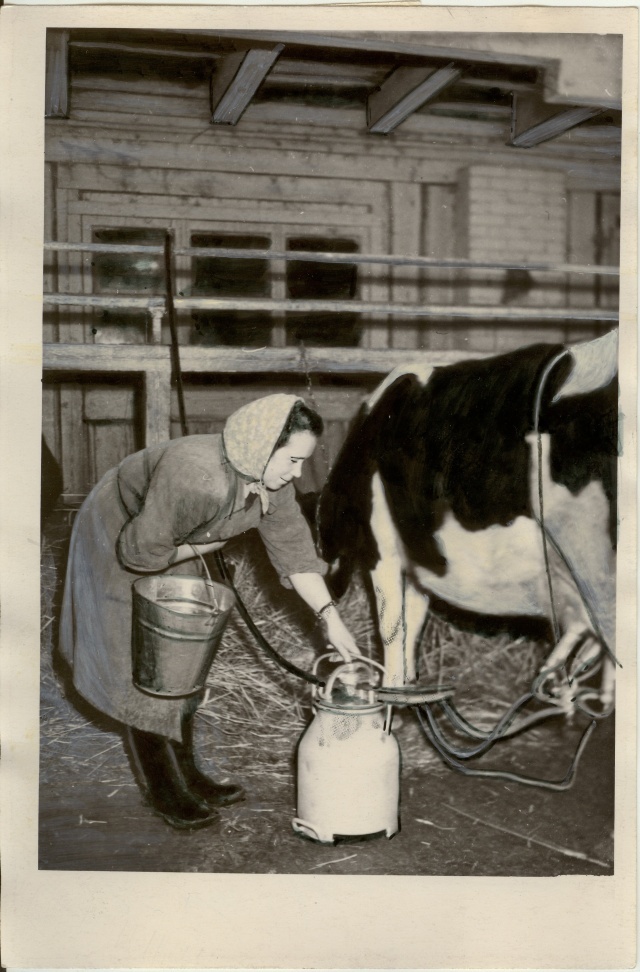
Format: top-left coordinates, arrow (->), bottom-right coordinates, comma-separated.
223,394 -> 302,513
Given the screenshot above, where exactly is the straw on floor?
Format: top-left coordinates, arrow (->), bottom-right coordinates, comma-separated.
40,520 -> 558,790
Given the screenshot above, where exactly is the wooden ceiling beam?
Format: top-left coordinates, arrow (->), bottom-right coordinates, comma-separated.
367,63 -> 462,134
510,91 -> 603,148
210,44 -> 284,125
69,40 -> 220,61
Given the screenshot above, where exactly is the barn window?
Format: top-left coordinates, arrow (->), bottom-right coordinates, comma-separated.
285,237 -> 360,347
92,227 -> 166,344
190,233 -> 272,347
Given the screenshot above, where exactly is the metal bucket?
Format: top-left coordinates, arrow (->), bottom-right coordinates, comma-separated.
132,574 -> 236,698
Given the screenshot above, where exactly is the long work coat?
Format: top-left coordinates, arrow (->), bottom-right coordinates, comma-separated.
59,434 -> 326,741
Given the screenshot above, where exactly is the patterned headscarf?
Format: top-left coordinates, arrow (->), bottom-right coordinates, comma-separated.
223,394 -> 302,512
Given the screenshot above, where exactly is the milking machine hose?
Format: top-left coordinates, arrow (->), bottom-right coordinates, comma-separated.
436,695 -> 567,747
418,691 -> 553,761
213,551 -> 324,687
417,703 -> 597,791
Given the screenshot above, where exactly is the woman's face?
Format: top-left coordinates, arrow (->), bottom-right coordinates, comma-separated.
262,430 -> 317,490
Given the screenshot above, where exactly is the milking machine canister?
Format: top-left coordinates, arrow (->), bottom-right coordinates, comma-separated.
292,655 -> 400,844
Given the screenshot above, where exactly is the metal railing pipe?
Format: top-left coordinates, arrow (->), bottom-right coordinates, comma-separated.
41,293 -> 619,322
43,241 -> 620,277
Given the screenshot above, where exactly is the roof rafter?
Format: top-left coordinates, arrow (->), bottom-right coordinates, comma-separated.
367,63 -> 462,134
210,44 -> 285,125
510,91 -> 604,148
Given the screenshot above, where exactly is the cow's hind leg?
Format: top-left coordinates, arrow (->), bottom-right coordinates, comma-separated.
370,472 -> 427,686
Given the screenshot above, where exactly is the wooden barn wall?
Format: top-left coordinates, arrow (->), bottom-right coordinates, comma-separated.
42,74 -> 621,501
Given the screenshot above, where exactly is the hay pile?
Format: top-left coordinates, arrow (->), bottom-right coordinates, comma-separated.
40,521 -> 554,789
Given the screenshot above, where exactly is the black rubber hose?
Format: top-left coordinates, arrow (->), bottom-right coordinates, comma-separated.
420,692 -> 538,761
214,551 -> 324,687
439,697 -> 567,741
417,705 -> 597,791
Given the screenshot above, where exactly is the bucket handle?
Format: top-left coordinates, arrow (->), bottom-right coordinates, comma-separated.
189,544 -> 220,616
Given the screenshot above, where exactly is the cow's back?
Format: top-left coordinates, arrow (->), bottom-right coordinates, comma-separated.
319,339 -> 617,604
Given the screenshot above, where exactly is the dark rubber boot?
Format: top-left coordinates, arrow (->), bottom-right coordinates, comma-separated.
126,727 -> 219,831
174,716 -> 246,808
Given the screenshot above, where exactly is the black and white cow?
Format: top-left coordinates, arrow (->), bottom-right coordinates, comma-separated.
318,331 -> 618,711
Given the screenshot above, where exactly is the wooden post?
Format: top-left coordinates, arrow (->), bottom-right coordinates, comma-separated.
45,30 -> 70,118
149,306 -> 165,345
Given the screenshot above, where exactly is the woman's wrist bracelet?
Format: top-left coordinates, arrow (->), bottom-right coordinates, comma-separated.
316,600 -> 337,621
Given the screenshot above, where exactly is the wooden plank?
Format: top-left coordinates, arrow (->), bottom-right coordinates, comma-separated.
46,102 -> 493,143
598,193 -> 621,310
150,308 -> 164,345
422,184 -> 458,351
211,45 -> 284,125
41,385 -> 60,466
54,184 -> 72,344
43,164 -> 58,344
361,224 -> 390,350
144,364 -> 172,446
180,383 -> 373,422
45,29 -> 69,118
66,198 -> 378,228
59,383 -> 86,496
390,183 -> 421,349
70,76 -> 207,98
68,40 -> 220,62
217,31 -> 622,109
84,386 -> 138,421
87,420 -> 137,484
45,295 -> 166,308
59,209 -> 87,343
71,89 -> 210,120
55,161 -> 384,206
368,64 -> 462,135
44,134 -> 461,187
70,192 -> 372,217
38,343 -> 520,379
202,29 -> 546,71
45,124 -> 620,191
567,191 -> 597,309
271,57 -> 384,87
511,92 -> 603,149
52,101 -> 618,164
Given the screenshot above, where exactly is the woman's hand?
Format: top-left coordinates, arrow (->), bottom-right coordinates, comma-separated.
320,605 -> 358,663
288,573 -> 358,663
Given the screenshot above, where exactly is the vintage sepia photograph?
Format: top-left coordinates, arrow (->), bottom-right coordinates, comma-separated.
2,6 -> 635,968
37,24 -> 624,878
